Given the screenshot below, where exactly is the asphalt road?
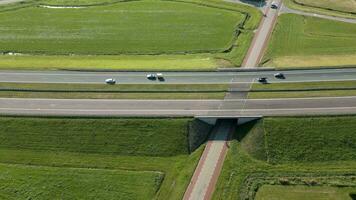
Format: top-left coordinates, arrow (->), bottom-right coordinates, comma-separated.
0,96 -> 355,116
1,68 -> 356,84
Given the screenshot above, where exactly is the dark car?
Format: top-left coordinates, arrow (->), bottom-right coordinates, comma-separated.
257,77 -> 268,83
271,2 -> 278,9
274,73 -> 285,79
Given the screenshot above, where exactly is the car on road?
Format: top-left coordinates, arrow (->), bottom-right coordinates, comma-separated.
146,74 -> 157,80
156,73 -> 164,81
105,78 -> 116,85
257,77 -> 268,83
271,1 -> 278,9
274,73 -> 285,79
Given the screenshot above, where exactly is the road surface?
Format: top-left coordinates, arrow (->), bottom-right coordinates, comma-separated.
0,0 -> 23,5
280,3 -> 356,24
183,119 -> 235,200
241,0 -> 281,68
0,96 -> 355,116
1,68 -> 356,84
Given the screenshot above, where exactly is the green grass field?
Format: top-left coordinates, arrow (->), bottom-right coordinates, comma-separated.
263,14 -> 356,68
213,116 -> 356,200
248,80 -> 356,99
0,117 -> 207,199
0,0 -> 262,70
256,185 -> 356,200
284,0 -> 356,19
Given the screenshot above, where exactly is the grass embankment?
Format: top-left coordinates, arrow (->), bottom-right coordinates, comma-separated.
262,14 -> 356,68
283,0 -> 356,19
0,117 -> 207,199
213,116 -> 356,200
248,80 -> 356,98
0,83 -> 228,99
0,0 -> 261,71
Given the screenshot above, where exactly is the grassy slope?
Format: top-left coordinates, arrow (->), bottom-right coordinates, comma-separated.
0,0 -> 261,70
0,117 -> 189,156
213,116 -> 356,200
0,117 -> 204,199
264,117 -> 356,163
256,185 -> 356,200
284,0 -> 356,19
263,14 -> 356,68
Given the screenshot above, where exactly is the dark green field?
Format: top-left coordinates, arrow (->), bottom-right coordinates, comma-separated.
0,0 -> 261,70
213,116 -> 356,200
263,14 -> 356,68
0,117 -> 209,199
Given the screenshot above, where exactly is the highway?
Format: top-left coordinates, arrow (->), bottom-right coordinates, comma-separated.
0,96 -> 355,116
1,68 -> 356,84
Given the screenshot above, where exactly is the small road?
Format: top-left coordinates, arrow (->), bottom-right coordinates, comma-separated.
1,68 -> 356,84
0,0 -> 24,5
280,4 -> 356,24
0,96 -> 356,116
183,119 -> 235,200
241,0 -> 281,68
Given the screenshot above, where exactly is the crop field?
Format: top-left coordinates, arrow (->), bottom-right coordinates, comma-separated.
263,14 -> 356,68
256,185 -> 356,200
0,0 -> 261,70
213,116 -> 356,200
0,116 -> 209,199
284,0 -> 356,19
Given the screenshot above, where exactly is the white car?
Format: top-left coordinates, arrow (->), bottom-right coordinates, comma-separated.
105,78 -> 116,84
146,74 -> 157,80
156,73 -> 164,80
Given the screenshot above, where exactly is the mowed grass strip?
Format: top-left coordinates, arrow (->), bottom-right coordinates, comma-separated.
0,163 -> 162,200
0,0 -> 243,55
0,91 -> 226,99
263,14 -> 356,68
0,82 -> 229,92
256,185 -> 356,200
0,54 -> 218,71
0,117 -> 189,156
248,80 -> 356,98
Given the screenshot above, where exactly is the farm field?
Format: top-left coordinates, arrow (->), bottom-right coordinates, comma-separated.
248,80 -> 356,99
213,116 -> 356,200
283,0 -> 356,19
0,117 -> 210,199
262,14 -> 356,68
256,185 -> 356,200
0,0 -> 261,70
0,83 -> 228,99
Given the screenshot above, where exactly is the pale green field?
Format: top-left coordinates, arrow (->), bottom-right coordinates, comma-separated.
256,185 -> 356,200
263,14 -> 356,68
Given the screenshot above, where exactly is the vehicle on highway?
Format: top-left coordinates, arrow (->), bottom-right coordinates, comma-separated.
271,1 -> 278,9
257,77 -> 268,83
156,73 -> 164,81
105,78 -> 116,85
274,73 -> 285,79
146,73 -> 157,80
